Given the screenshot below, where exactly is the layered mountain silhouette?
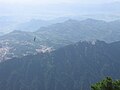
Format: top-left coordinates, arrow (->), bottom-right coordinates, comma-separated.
35,18 -> 120,43
0,40 -> 120,90
0,16 -> 68,33
16,17 -> 69,32
1,18 -> 120,61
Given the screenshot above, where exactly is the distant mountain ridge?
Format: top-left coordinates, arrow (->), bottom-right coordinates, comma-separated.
0,40 -> 120,90
0,16 -> 69,33
35,18 -> 120,42
1,18 -> 120,62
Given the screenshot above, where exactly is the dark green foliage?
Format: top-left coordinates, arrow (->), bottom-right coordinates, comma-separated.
91,77 -> 120,90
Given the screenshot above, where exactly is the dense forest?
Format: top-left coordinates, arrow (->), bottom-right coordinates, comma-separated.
0,40 -> 120,90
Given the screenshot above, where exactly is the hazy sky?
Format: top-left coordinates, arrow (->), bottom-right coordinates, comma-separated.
0,0 -> 120,33
0,0 -> 120,18
0,0 -> 118,4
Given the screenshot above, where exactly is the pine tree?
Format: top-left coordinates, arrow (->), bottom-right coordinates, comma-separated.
91,77 -> 120,90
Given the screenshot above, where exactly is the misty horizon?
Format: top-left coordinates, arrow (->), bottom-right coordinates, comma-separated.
0,0 -> 120,17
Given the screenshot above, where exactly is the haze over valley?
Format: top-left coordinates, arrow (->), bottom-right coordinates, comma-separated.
0,0 -> 120,90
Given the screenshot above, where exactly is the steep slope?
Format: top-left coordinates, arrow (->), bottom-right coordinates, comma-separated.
1,18 -> 120,62
0,40 -> 120,90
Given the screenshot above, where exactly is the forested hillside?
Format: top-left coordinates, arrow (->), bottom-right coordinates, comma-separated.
0,40 -> 120,90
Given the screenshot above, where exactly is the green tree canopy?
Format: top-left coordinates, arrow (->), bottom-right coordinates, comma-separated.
91,77 -> 120,90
